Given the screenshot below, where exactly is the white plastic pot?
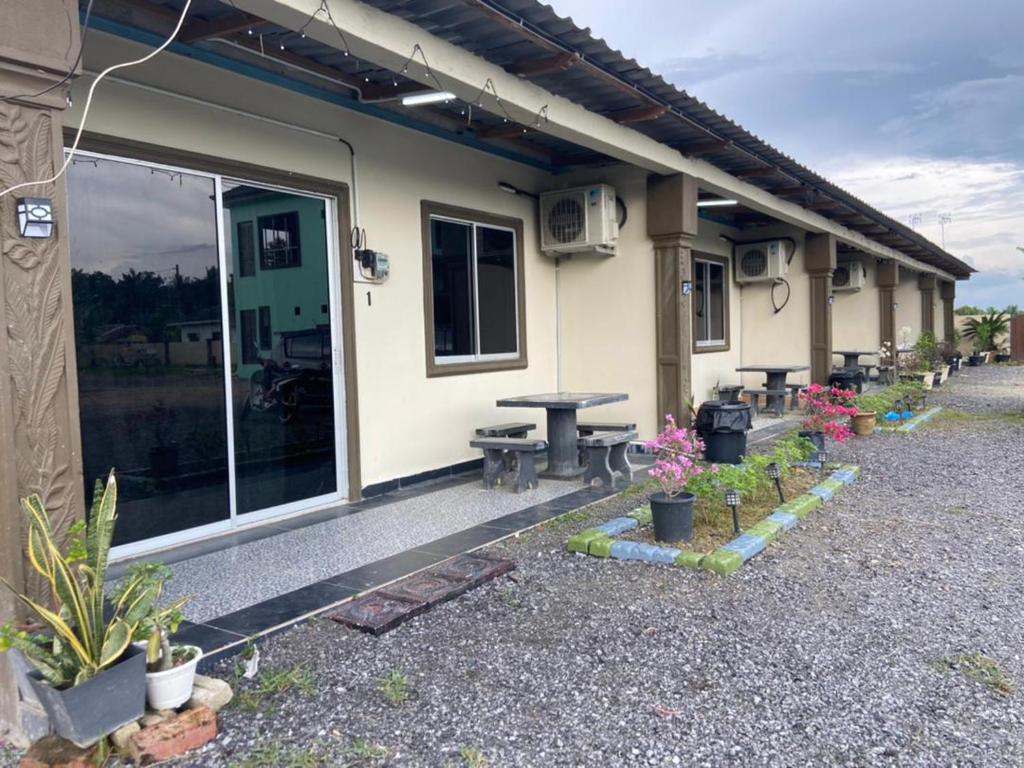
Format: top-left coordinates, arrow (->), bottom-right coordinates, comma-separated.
145,645 -> 202,710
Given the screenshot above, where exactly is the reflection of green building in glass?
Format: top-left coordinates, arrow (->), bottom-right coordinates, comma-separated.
223,186 -> 329,380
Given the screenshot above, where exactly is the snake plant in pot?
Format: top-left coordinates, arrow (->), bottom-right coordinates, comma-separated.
0,473 -> 152,747
115,563 -> 197,710
644,415 -> 712,543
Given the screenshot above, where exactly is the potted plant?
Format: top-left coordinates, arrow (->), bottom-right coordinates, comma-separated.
0,474 -> 153,747
149,400 -> 179,478
799,384 -> 857,451
114,564 -> 198,710
995,348 -> 1011,364
644,414 -> 711,543
963,312 -> 1009,364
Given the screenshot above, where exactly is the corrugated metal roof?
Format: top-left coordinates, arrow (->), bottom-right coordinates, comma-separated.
97,0 -> 972,277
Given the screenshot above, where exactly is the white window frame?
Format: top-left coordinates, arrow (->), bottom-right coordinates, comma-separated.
694,257 -> 727,348
430,213 -> 521,366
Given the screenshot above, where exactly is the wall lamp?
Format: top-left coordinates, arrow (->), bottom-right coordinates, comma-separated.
16,197 -> 54,238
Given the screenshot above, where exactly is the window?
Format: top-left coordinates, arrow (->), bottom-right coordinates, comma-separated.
693,255 -> 729,351
239,309 -> 258,363
422,202 -> 526,376
237,221 -> 255,277
258,211 -> 301,269
258,306 -> 272,350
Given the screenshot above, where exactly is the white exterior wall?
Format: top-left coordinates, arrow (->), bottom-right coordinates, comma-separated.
832,257 -> 881,360
71,32 -> 557,488
736,225 -> 813,389
553,166 -> 659,437
894,268 -> 922,346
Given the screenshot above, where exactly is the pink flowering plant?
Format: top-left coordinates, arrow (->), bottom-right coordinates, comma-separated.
644,414 -> 711,498
799,383 -> 858,443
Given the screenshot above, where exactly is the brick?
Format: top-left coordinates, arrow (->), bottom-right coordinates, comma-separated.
187,675 -> 233,714
745,519 -> 783,543
648,546 -> 682,566
627,504 -> 653,526
722,533 -> 767,561
19,736 -> 96,768
587,536 -> 614,558
701,549 -> 743,575
673,550 -> 705,569
566,528 -> 604,554
110,721 -> 141,752
766,510 -> 799,531
782,494 -> 823,520
127,706 -> 217,765
595,517 -> 639,536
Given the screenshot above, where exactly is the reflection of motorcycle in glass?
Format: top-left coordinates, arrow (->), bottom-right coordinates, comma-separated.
242,329 -> 333,423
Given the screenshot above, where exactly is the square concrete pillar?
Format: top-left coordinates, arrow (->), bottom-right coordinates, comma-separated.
805,233 -> 836,385
919,273 -> 937,336
940,280 -> 956,343
0,0 -> 85,742
648,174 -> 698,425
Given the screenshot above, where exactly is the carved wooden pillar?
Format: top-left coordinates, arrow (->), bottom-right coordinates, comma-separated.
878,260 -> 899,354
940,280 -> 956,343
919,273 -> 936,336
0,0 -> 85,740
805,233 -> 836,384
648,173 -> 698,426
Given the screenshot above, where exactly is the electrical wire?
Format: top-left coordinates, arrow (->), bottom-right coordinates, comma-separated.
0,0 -> 95,105
771,279 -> 791,314
0,0 -> 193,199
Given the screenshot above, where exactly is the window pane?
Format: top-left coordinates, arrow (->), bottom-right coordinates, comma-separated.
693,262 -> 708,342
431,219 -> 474,357
476,226 -> 517,355
67,155 -> 230,546
708,262 -> 725,342
224,183 -> 337,514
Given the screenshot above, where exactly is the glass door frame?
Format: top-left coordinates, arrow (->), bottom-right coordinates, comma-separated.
68,149 -> 351,560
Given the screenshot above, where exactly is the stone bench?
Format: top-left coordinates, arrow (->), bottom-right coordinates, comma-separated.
475,422 -> 537,439
743,389 -> 788,417
469,436 -> 546,493
577,421 -> 637,437
578,430 -> 636,488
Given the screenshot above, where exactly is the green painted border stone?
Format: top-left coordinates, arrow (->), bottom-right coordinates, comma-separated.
588,536 -> 614,558
778,494 -> 822,520
702,549 -> 743,575
674,550 -> 705,570
745,519 -> 783,543
628,504 -> 652,526
567,528 -> 605,554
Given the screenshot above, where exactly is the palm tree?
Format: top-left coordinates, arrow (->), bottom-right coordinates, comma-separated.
962,312 -> 1010,352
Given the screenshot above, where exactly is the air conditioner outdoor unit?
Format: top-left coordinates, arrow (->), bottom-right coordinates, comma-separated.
735,240 -> 789,283
539,184 -> 618,256
832,262 -> 866,291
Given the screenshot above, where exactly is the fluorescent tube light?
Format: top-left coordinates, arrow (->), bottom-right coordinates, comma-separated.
401,91 -> 455,106
697,199 -> 739,208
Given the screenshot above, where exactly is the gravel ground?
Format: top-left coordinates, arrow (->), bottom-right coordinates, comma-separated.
8,365 -> 1024,767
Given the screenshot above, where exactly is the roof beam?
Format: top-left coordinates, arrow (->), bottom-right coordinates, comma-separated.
180,12 -> 261,42
677,139 -> 731,157
506,51 -> 581,77
476,123 -> 536,140
734,166 -> 779,179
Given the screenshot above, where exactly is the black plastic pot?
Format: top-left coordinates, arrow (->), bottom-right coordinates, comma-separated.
799,430 -> 826,459
650,491 -> 696,543
967,354 -> 984,367
996,354 -> 1011,363
26,644 -> 146,748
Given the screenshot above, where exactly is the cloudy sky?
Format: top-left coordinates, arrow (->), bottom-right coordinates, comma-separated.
548,0 -> 1024,308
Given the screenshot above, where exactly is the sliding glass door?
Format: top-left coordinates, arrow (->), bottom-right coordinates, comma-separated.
67,151 -> 346,552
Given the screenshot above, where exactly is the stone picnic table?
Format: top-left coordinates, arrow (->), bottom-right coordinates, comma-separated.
735,365 -> 811,414
496,392 -> 628,479
833,350 -> 878,370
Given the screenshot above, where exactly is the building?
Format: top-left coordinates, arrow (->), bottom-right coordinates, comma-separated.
0,0 -> 973,735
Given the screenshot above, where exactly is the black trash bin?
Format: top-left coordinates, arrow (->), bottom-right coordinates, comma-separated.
828,367 -> 863,394
696,401 -> 753,465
